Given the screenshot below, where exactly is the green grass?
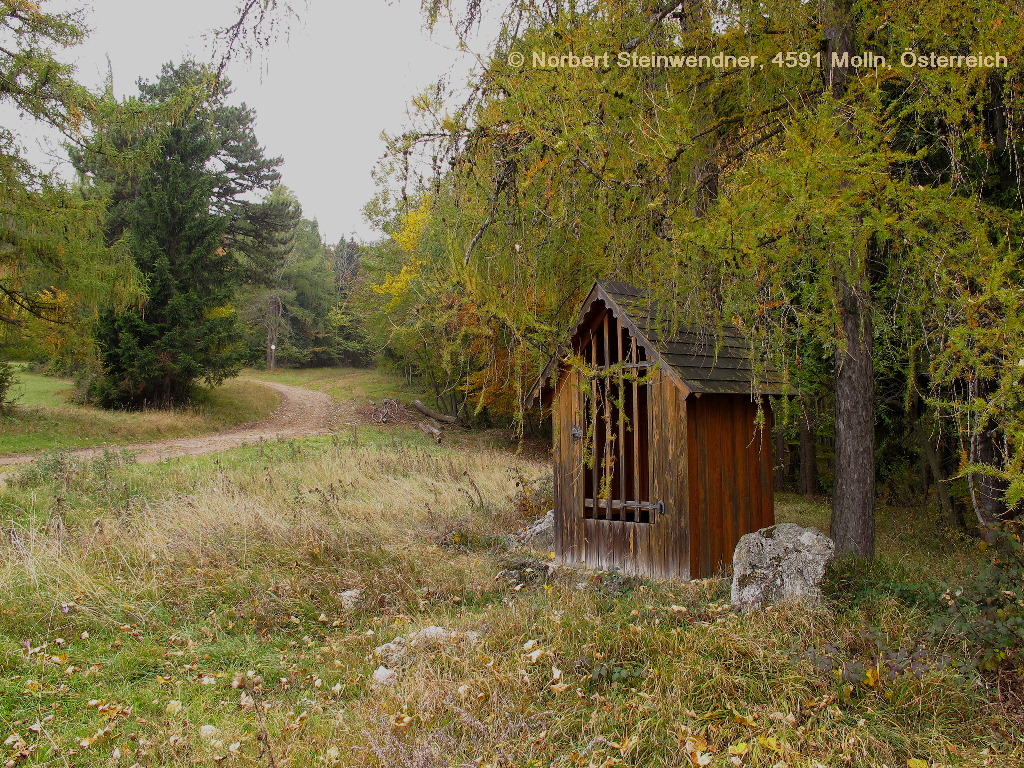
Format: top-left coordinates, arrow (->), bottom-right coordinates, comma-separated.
0,384 -> 1019,768
6,366 -> 72,408
245,365 -> 426,404
0,365 -> 279,458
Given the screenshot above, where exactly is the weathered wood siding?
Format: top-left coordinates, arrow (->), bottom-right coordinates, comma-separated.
553,368 -> 584,566
649,369 -> 690,580
553,366 -> 693,580
687,394 -> 774,577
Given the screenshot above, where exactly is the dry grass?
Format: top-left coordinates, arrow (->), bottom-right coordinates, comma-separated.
0,431 -> 1019,767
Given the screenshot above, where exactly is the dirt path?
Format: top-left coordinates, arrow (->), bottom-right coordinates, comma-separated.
0,380 -> 345,471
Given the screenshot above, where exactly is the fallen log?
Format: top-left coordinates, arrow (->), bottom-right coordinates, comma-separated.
411,399 -> 458,425
417,422 -> 443,443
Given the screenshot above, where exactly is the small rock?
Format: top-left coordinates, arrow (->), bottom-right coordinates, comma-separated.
371,666 -> 397,688
338,589 -> 362,610
513,510 -> 554,551
373,636 -> 409,667
730,523 -> 835,610
409,626 -> 449,648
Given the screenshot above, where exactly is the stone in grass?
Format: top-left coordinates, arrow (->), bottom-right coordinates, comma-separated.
516,510 -> 554,551
338,588 -> 362,610
374,636 -> 410,668
374,626 -> 481,667
730,523 -> 835,610
371,666 -> 398,688
410,626 -> 450,647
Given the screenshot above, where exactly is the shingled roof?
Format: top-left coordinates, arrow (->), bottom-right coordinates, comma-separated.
529,280 -> 787,405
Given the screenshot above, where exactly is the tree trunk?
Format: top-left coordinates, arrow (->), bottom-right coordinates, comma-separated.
821,0 -> 854,97
799,412 -> 820,497
915,403 -> 958,528
266,294 -> 281,369
411,399 -> 458,424
831,266 -> 875,558
969,382 -> 1007,543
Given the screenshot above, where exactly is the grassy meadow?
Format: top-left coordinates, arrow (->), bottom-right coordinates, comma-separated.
0,369 -> 1020,767
0,365 -> 280,459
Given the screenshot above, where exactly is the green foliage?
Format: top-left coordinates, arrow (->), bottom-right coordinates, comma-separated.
238,188 -> 370,369
823,555 -> 936,611
938,530 -> 1024,672
0,3 -> 139,339
76,61 -> 287,408
369,0 -> 1024,541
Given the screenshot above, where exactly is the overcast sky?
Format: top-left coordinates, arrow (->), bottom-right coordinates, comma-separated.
9,1 -> 496,243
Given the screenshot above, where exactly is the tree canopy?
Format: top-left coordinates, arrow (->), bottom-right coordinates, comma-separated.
363,0 -> 1024,553
0,1 -> 137,333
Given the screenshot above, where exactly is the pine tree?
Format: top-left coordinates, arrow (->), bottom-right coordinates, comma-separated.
78,61 -> 285,408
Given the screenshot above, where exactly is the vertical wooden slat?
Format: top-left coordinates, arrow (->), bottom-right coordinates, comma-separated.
653,375 -> 668,578
729,396 -> 745,568
552,374 -> 565,563
749,399 -> 765,536
617,318 -> 627,521
718,397 -> 730,570
598,313 -> 606,524
640,371 -> 657,577
631,337 -> 640,509
652,371 -> 663,576
761,399 -> 776,529
573,372 -> 589,565
590,331 -> 599,528
677,386 -> 691,581
699,398 -> 712,577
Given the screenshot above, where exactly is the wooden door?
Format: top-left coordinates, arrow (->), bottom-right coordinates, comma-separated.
580,359 -> 660,576
648,373 -> 689,580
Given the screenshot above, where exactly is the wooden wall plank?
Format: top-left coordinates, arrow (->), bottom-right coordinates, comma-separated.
759,398 -> 775,529
687,396 -> 700,576
677,385 -> 691,580
727,396 -> 744,569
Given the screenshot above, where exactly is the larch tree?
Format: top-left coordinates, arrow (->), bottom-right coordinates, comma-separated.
372,0 -> 1024,553
0,1 -> 138,334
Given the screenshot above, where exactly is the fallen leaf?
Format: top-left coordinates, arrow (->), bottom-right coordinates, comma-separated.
732,711 -> 756,727
164,700 -> 182,715
392,715 -> 413,729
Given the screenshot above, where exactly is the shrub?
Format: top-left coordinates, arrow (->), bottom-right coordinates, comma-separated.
937,528 -> 1024,672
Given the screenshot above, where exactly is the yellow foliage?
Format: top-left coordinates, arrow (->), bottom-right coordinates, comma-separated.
206,304 -> 235,320
392,198 -> 432,254
372,256 -> 424,308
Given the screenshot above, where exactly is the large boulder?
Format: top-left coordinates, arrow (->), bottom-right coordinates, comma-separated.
730,523 -> 835,609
